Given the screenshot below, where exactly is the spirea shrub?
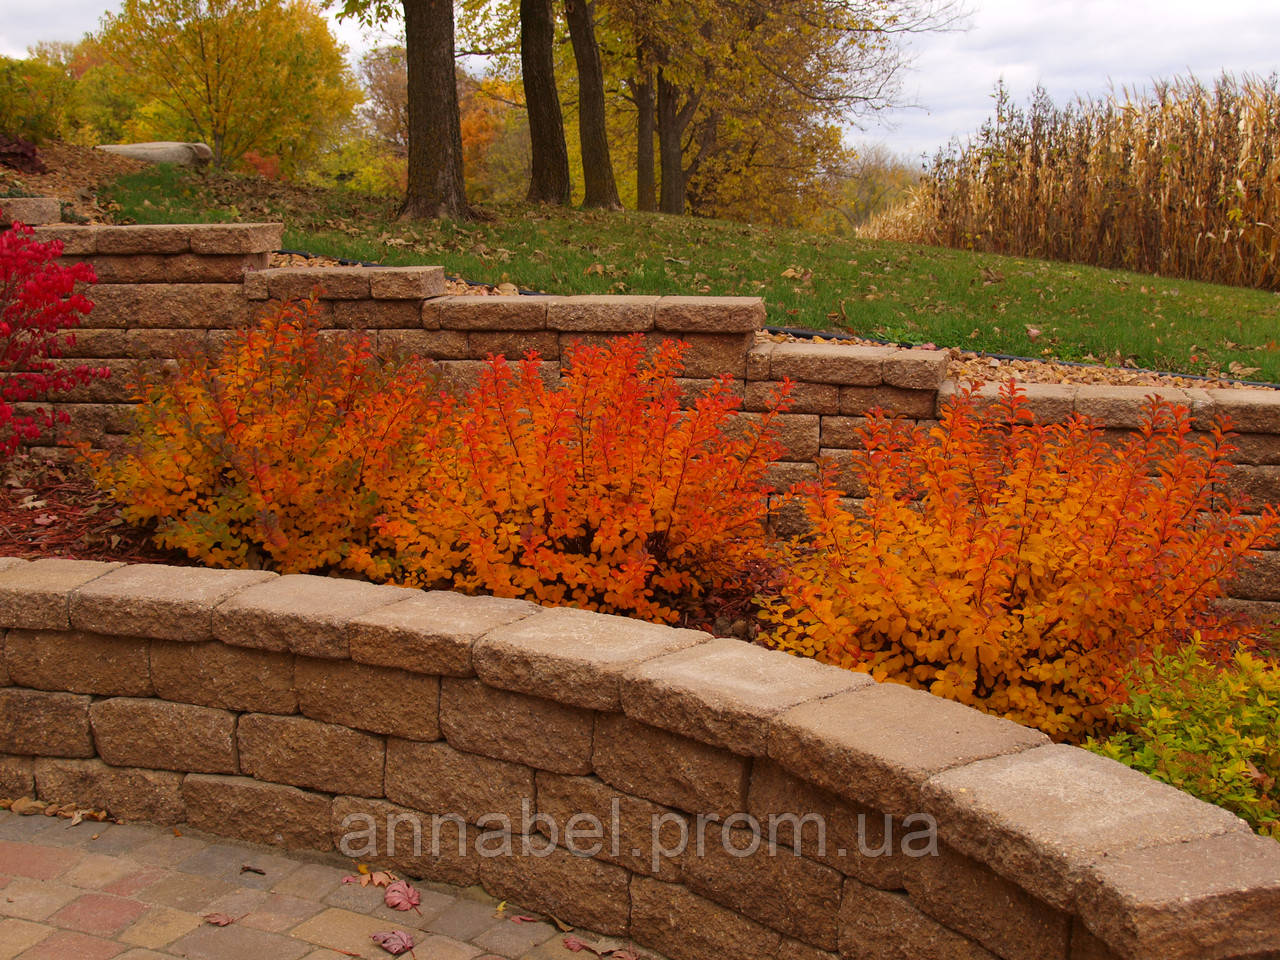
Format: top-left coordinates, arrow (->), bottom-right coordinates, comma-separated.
759,382 -> 1279,741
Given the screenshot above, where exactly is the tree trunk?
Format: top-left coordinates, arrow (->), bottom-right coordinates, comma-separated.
521,0 -> 570,204
400,0 -> 469,220
564,0 -> 620,209
657,69 -> 688,215
632,65 -> 656,212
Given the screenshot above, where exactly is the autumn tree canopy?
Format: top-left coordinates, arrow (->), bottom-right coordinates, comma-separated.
97,0 -> 361,173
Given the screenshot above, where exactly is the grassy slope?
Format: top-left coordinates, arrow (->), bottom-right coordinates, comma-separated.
102,165 -> 1280,383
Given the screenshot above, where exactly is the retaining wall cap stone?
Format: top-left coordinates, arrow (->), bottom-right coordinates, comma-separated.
768,684 -> 1049,817
69,563 -> 278,642
212,574 -> 413,659
768,342 -> 894,386
0,557 -> 28,575
1076,830 -> 1280,960
653,296 -> 764,333
920,743 -> 1250,912
0,558 -> 124,630
347,590 -> 542,677
473,605 -> 711,710
620,637 -> 872,756
0,197 -> 62,225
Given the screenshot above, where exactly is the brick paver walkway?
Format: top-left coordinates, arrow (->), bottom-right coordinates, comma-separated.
0,809 -> 635,960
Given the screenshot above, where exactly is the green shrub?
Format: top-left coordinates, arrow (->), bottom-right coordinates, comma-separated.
1089,643 -> 1280,838
0,57 -> 76,142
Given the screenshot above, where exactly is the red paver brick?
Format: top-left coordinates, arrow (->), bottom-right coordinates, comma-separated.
0,841 -> 82,881
14,929 -> 124,960
49,893 -> 147,937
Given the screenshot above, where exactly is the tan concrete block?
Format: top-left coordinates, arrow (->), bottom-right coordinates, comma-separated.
480,842 -> 631,935
747,343 -> 775,381
621,637 -> 868,757
679,332 -> 753,378
748,759 -> 919,890
91,697 -> 237,774
683,821 -> 843,947
1225,432 -> 1280,466
838,385 -> 936,419
118,905 -> 203,949
368,265 -> 445,299
1213,596 -> 1280,625
770,343 -> 892,386
1069,921 -> 1124,960
70,565 -> 276,643
295,657 -> 439,740
921,744 -> 1248,911
768,685 -> 1048,818
436,357 -> 561,392
79,253 -> 268,284
52,327 -> 129,358
905,845 -> 1070,960
473,605 -> 708,711
815,449 -> 868,497
731,412 -> 820,460
0,558 -> 123,630
548,295 -> 659,332
262,268 -> 370,300
764,461 -> 820,492
1076,830 -> 1280,960
656,296 -> 763,333
39,358 -> 173,404
744,380 -> 837,414
883,349 -> 949,390
187,223 -> 283,255
0,689 -> 93,757
332,299 -> 424,329
1226,550 -> 1280,601
0,754 -> 35,797
212,574 -> 410,658
238,713 -> 384,796
32,224 -> 98,253
631,876 -> 782,960
820,416 -> 867,449
468,329 -> 560,360
1202,388 -> 1280,433
939,381 -> 1076,423
1074,384 -> 1191,429
0,557 -> 27,574
3,629 -> 150,696
331,794 -> 478,886
243,270 -> 269,300
426,295 -> 549,330
183,773 -> 332,850
87,283 -> 250,329
1222,464 -> 1280,512
594,713 -> 747,817
151,639 -> 296,713
838,881 -> 998,960
377,328 -> 469,360
348,591 -> 539,677
33,757 -> 184,824
2,197 -> 61,226
440,678 -> 593,774
94,225 -> 191,255
385,738 -> 534,825
534,771 -> 687,880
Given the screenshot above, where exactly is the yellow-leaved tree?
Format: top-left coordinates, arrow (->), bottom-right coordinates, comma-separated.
96,0 -> 362,174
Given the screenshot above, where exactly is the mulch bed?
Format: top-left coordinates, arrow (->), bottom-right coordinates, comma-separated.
0,455 -> 193,565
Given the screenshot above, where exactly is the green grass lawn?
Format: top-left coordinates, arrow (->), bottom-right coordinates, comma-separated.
101,165 -> 1280,383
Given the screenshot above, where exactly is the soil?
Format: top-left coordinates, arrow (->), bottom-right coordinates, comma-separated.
0,141 -> 146,223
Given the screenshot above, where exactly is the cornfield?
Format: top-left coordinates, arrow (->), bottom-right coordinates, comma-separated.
864,74 -> 1280,291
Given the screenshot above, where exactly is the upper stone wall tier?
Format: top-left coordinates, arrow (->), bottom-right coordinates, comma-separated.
35,223 -> 283,257
0,556 -> 1278,960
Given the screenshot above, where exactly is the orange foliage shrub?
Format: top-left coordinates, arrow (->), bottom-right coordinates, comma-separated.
348,336 -> 787,623
84,297 -> 438,570
760,382 -> 1279,741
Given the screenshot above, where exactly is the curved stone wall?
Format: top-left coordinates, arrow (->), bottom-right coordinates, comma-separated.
0,557 -> 1277,960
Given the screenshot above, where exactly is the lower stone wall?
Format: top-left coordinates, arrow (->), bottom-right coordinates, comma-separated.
1,557 -> 1278,960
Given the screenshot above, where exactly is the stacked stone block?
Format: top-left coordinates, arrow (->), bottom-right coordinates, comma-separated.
16,221 -> 1278,613
1,556 -> 1279,960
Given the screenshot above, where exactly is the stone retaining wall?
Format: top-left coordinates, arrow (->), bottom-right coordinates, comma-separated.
17,221 -> 1280,616
1,557 -> 1279,960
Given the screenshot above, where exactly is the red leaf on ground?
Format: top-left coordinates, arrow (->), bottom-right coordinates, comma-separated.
202,913 -> 237,926
372,929 -> 416,955
384,879 -> 421,913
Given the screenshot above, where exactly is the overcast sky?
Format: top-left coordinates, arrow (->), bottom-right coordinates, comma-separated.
4,0 -> 1279,162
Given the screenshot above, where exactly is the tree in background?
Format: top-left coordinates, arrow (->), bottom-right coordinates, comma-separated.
331,0 -> 471,219
521,0 -> 571,203
95,0 -> 360,174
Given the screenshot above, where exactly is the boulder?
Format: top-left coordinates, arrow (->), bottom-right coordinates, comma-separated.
95,141 -> 214,167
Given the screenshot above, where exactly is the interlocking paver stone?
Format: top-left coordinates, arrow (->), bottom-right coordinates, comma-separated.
0,918 -> 52,959
48,892 -> 147,936
12,928 -> 125,959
